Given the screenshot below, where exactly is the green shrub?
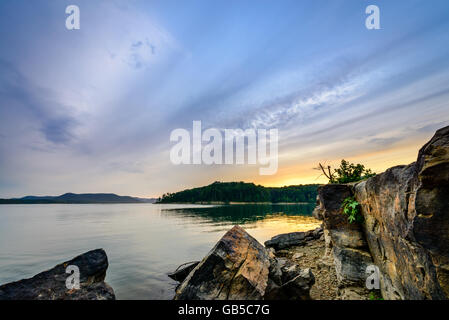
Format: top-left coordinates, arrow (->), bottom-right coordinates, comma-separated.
333,160 -> 376,183
341,196 -> 363,224
317,159 -> 376,184
369,291 -> 383,300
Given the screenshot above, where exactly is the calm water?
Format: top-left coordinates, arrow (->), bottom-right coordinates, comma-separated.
0,203 -> 319,299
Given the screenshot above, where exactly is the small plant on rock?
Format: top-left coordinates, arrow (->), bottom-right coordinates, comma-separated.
341,196 -> 363,224
369,290 -> 383,300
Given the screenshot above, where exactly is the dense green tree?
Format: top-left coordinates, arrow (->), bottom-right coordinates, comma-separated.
318,160 -> 376,184
157,181 -> 320,203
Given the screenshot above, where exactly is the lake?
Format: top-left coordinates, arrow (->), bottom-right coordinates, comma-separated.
0,203 -> 320,299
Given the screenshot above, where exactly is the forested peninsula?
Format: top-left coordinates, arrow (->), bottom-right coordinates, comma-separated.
157,181 -> 320,203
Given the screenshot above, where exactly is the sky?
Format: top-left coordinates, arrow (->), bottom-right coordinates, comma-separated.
0,0 -> 449,198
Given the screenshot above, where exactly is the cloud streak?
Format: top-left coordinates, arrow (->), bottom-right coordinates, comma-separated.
0,0 -> 449,197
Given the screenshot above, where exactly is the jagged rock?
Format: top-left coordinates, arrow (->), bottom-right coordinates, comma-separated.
314,184 -> 368,250
264,256 -> 314,300
333,247 -> 372,286
264,227 -> 323,250
354,125 -> 449,300
265,265 -> 314,300
267,257 -> 286,286
0,249 -> 115,300
174,225 -> 314,300
174,225 -> 271,300
315,125 -> 449,300
314,183 -> 373,299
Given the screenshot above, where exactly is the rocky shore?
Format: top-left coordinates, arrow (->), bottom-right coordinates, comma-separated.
272,232 -> 339,300
313,125 -> 449,300
173,225 -> 317,300
169,224 -> 340,300
171,125 -> 449,300
0,249 -> 115,300
1,125 -> 447,300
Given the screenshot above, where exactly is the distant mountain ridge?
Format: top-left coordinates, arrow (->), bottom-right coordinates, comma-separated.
0,193 -> 157,204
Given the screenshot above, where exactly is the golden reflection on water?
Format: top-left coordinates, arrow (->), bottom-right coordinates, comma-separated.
0,204 -> 322,299
243,214 -> 322,244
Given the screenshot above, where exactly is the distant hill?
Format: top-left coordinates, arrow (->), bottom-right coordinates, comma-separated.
0,193 -> 157,204
157,181 -> 320,204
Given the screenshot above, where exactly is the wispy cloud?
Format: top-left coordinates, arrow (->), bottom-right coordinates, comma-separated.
0,60 -> 79,146
1,0 -> 449,197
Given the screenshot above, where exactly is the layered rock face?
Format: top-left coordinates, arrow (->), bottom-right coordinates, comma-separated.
0,249 -> 115,300
315,125 -> 449,300
174,225 -> 314,300
313,184 -> 373,299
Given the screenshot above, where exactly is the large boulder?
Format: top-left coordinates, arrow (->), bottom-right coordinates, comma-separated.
174,225 -> 271,300
314,184 -> 368,250
315,125 -> 449,300
355,125 -> 449,300
174,225 -> 314,300
0,249 -> 115,300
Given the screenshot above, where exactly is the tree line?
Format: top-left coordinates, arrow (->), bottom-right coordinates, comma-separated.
157,181 -> 319,203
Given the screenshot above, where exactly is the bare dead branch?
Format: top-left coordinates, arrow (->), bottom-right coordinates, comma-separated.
318,163 -> 331,180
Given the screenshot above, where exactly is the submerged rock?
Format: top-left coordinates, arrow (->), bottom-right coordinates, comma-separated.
174,225 -> 314,300
0,249 -> 115,300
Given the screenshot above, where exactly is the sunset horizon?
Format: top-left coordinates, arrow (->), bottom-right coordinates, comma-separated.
1,0 -> 449,306
1,1 -> 448,199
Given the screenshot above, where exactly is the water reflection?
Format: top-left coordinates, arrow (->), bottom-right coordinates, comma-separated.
160,203 -> 321,245
0,203 -> 320,299
161,203 -> 317,224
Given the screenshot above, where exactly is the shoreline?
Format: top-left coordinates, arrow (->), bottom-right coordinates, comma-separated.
156,201 -> 314,205
0,201 -> 313,205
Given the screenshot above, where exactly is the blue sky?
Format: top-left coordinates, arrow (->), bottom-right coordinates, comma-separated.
0,0 -> 449,197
